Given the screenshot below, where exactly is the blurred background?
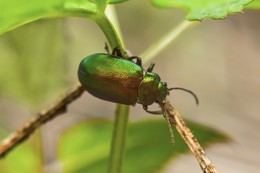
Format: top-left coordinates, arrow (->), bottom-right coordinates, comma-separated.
0,0 -> 259,173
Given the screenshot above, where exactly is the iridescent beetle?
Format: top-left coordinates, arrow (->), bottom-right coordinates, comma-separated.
78,48 -> 198,114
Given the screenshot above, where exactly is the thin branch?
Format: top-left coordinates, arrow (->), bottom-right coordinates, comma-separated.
0,84 -> 219,173
141,20 -> 197,64
0,84 -> 85,158
160,99 -> 218,173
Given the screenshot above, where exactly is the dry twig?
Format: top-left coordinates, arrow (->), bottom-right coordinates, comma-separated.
0,85 -> 219,173
0,84 -> 85,158
160,99 -> 218,173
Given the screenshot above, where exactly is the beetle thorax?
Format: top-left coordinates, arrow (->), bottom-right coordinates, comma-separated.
137,72 -> 168,106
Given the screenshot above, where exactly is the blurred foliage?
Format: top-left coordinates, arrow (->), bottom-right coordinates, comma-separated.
0,131 -> 41,173
0,20 -> 67,106
58,118 -> 228,173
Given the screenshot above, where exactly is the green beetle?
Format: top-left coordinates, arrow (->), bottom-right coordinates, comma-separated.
78,49 -> 198,114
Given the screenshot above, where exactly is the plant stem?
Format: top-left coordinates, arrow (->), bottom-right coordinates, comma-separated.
96,15 -> 127,58
105,5 -> 124,47
141,20 -> 197,64
108,104 -> 129,173
95,9 -> 130,173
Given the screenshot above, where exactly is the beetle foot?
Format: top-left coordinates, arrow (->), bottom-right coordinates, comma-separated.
112,47 -> 123,57
143,105 -> 162,115
128,56 -> 142,67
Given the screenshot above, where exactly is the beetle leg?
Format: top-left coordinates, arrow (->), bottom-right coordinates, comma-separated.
128,56 -> 142,67
147,63 -> 155,72
143,105 -> 175,144
112,47 -> 123,57
143,105 -> 162,115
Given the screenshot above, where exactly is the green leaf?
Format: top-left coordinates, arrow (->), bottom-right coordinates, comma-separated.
149,0 -> 253,21
0,134 -> 40,173
58,118 -> 228,173
0,0 -> 108,35
0,19 -> 67,105
245,0 -> 260,9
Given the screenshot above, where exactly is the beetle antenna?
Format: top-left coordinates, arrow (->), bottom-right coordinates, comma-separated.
168,87 -> 199,105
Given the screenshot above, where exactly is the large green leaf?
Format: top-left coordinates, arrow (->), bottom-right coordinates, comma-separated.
58,118 -> 228,173
149,0 -> 253,21
0,19 -> 66,105
0,0 -> 109,35
0,133 -> 41,173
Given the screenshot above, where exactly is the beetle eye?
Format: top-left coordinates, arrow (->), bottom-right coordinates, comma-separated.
162,82 -> 167,87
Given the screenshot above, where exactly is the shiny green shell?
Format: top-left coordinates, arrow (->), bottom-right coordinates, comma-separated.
78,53 -> 168,106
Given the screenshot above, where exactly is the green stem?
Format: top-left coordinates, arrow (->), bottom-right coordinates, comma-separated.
105,5 -> 124,47
108,104 -> 129,173
141,20 -> 198,64
96,15 -> 126,58
95,11 -> 130,173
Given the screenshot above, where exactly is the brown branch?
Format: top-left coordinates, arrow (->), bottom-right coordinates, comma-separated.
0,84 -> 85,158
160,99 -> 218,173
0,84 -> 219,173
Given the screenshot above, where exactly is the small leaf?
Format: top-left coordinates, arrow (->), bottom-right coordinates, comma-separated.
149,0 -> 253,21
58,118 -> 229,173
0,0 -> 108,35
